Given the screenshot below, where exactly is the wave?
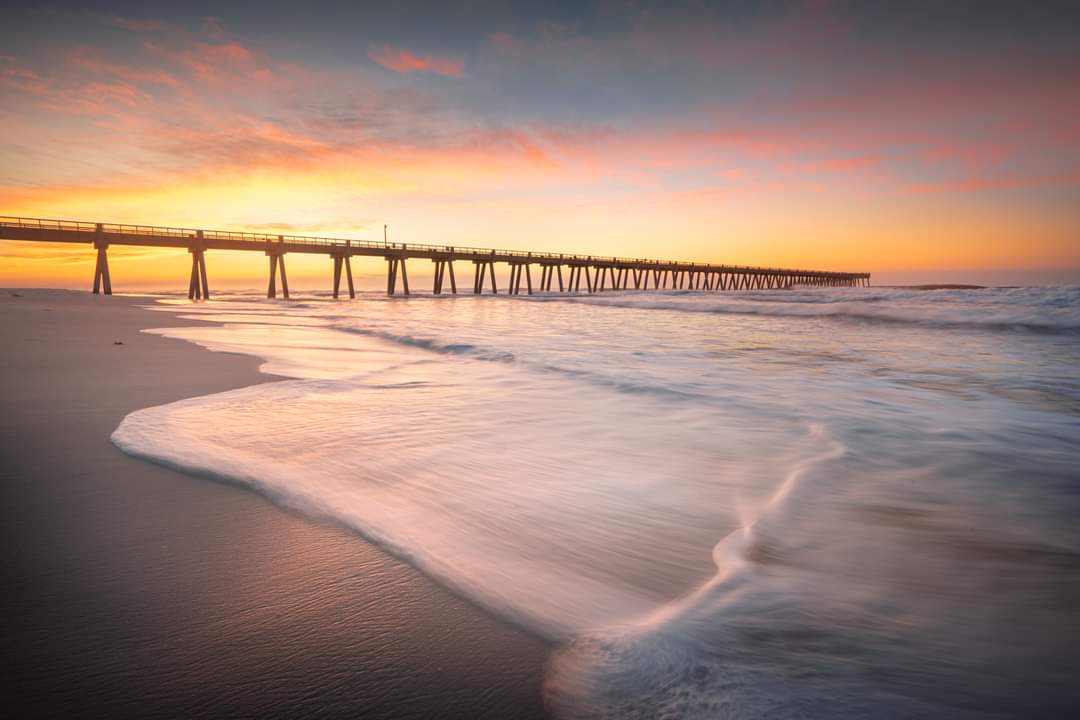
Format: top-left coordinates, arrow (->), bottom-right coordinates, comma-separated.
524,286 -> 1080,331
337,325 -> 516,362
543,425 -> 850,720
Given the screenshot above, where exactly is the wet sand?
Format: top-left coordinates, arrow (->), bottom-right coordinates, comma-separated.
0,289 -> 550,719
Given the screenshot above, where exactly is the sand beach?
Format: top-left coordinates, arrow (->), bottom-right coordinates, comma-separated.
0,289 -> 549,719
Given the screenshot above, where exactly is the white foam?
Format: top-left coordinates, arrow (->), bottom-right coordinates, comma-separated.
111,287 -> 1080,718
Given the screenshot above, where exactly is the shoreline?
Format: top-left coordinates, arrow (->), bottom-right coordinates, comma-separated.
0,288 -> 550,719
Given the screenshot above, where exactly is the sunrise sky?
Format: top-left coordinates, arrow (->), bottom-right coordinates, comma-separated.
1,0 -> 1078,288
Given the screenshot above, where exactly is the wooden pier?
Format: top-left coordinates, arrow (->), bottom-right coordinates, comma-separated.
0,216 -> 870,298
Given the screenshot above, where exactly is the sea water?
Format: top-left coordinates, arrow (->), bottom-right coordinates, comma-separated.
112,287 -> 1080,718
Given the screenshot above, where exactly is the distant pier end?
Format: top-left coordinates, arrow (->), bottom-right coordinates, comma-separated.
0,216 -> 870,298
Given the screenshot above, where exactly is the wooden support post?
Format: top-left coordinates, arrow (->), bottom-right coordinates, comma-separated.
278,254 -> 289,299
386,257 -> 408,295
525,263 -> 533,295
189,248 -> 208,300
447,261 -> 457,293
387,257 -> 398,295
188,253 -> 200,300
199,251 -> 209,299
345,256 -> 355,298
429,260 -> 442,293
473,261 -> 484,294
333,256 -> 342,298
266,237 -> 289,299
268,254 -> 278,298
92,223 -> 112,295
557,265 -> 565,291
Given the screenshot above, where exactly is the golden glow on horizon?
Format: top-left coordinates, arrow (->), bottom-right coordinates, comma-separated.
2,180 -> 1076,290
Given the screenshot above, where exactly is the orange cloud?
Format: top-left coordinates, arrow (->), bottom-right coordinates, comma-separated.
367,45 -> 464,77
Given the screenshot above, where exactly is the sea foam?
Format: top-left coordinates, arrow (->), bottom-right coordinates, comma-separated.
115,287 -> 1080,718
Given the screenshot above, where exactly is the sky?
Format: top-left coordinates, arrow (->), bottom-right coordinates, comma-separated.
1,0 -> 1078,288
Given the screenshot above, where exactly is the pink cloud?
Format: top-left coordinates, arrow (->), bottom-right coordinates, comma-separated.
0,55 -> 48,95
783,155 -> 881,175
367,45 -> 464,78
142,39 -> 262,86
489,32 -> 517,51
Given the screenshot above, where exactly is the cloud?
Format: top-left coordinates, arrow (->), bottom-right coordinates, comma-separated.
489,32 -> 517,51
367,45 -> 464,77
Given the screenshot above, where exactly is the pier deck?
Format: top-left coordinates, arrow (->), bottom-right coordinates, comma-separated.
1,216 -> 870,299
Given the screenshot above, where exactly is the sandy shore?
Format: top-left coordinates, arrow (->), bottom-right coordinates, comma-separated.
0,289 -> 550,719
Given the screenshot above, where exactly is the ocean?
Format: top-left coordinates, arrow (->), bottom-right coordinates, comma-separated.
111,286 -> 1080,718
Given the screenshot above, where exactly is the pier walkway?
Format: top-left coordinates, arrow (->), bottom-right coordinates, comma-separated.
1,216 -> 870,299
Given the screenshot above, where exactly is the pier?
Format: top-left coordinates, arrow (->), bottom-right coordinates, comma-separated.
0,216 -> 870,298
